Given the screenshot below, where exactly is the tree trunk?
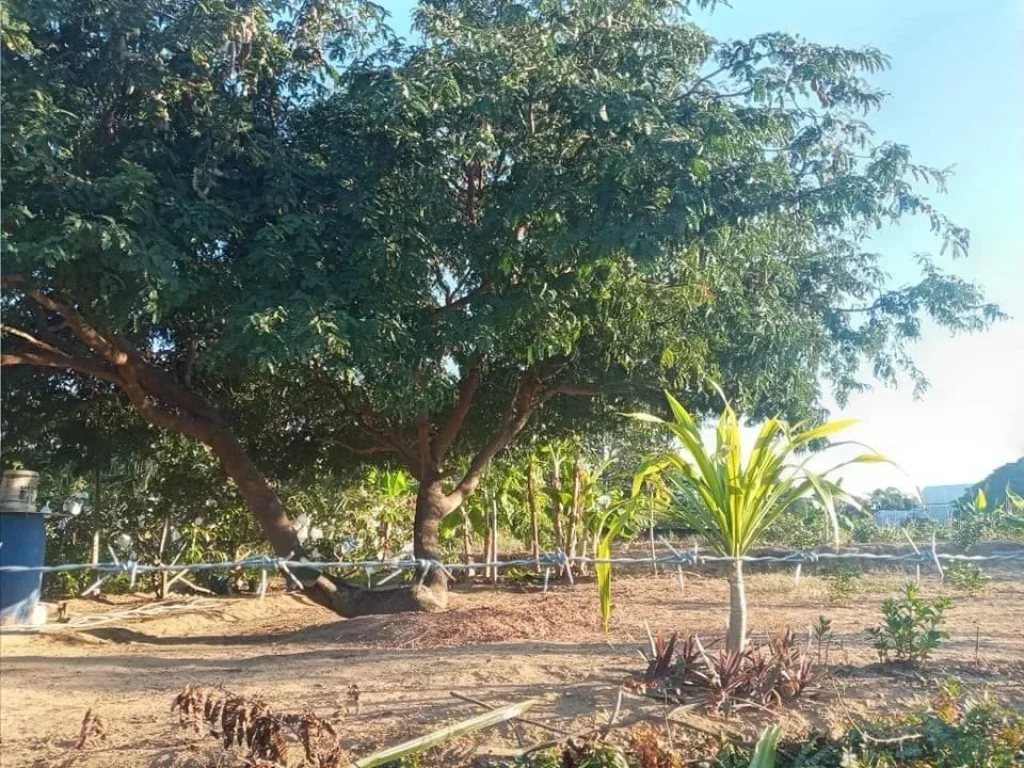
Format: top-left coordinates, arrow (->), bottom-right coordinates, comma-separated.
648,501 -> 658,576
550,457 -> 565,572
490,498 -> 499,585
527,461 -> 541,571
158,515 -> 170,600
0,291 -> 454,618
90,469 -> 102,588
483,521 -> 494,580
412,476 -> 451,591
208,431 -> 448,617
462,506 -> 472,578
726,559 -> 747,652
569,462 -> 583,576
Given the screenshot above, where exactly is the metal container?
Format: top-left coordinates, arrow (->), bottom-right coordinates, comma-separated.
0,470 -> 46,626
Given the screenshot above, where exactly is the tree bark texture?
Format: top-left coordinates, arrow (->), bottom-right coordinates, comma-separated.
726,559 -> 748,652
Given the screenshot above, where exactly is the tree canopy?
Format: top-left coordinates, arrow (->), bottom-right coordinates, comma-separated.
1,0 -> 1002,613
864,486 -> 920,512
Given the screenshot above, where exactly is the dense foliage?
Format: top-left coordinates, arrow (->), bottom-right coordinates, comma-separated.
0,0 -> 1002,610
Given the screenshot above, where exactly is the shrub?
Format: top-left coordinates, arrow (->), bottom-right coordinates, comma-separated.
944,561 -> 990,595
811,615 -> 835,665
951,489 -> 1024,550
823,563 -> 863,605
867,583 -> 952,664
849,518 -> 901,544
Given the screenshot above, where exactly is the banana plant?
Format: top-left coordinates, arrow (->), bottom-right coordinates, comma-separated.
595,498 -> 639,630
628,391 -> 889,650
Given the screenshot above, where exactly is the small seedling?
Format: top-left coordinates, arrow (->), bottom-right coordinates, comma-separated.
824,563 -> 863,605
811,615 -> 835,665
944,561 -> 990,595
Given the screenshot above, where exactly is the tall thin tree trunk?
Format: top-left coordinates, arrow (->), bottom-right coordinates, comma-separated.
550,456 -> 565,573
462,506 -> 472,578
158,515 -> 170,599
726,560 -> 748,652
527,461 -> 541,571
482,490 -> 493,580
90,468 -> 102,589
649,502 -> 658,576
569,462 -> 583,576
490,498 -> 500,585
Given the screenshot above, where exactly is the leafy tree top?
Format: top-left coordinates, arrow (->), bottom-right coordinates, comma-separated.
2,0 -> 1002,490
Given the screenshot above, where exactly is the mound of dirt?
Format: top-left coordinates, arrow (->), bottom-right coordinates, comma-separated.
336,598 -> 601,648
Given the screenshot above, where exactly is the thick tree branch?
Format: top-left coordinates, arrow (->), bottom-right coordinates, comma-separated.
358,409 -> 420,474
29,303 -> 74,354
5,280 -> 224,427
1,348 -> 121,385
446,371 -> 542,508
331,438 -> 395,456
183,338 -> 199,387
1,324 -> 67,357
23,287 -> 125,363
432,358 -> 483,462
115,355 -> 212,440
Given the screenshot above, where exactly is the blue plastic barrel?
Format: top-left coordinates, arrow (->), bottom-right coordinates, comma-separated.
0,470 -> 46,626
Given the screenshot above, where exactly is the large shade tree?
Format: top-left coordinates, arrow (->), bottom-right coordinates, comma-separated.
2,0 -> 1000,615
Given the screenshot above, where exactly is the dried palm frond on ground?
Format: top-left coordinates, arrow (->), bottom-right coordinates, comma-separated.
292,712 -> 343,768
172,686 -> 345,767
76,708 -> 106,749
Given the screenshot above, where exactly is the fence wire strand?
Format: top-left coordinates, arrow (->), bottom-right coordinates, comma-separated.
3,547 -> 1024,579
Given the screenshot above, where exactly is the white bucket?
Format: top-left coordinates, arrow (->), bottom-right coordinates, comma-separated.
0,470 -> 40,514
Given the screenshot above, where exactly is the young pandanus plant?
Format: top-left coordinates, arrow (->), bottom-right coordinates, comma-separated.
626,391 -> 889,651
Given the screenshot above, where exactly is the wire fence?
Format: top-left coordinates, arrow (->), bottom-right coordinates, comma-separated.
3,537 -> 1024,633
5,538 -> 1024,596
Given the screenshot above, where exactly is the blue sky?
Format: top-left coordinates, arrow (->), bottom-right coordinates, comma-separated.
379,1 -> 1023,491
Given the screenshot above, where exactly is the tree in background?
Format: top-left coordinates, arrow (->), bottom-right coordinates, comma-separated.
1,0 -> 395,614
2,0 -> 1001,616
864,486 -> 920,512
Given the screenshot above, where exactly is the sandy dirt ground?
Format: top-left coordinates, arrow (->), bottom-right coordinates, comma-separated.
2,569 -> 1023,768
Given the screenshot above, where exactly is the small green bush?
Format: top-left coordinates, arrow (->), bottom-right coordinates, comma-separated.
823,563 -> 863,605
868,583 -> 952,664
811,615 -> 835,665
944,561 -> 990,595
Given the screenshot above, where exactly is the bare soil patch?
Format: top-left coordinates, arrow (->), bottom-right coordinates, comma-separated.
2,570 -> 1022,767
